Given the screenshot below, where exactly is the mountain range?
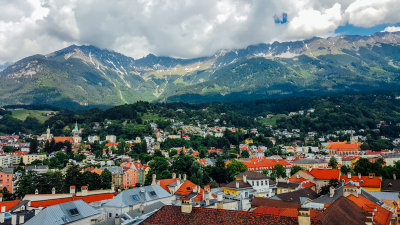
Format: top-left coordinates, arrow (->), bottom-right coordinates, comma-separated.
1,31 -> 400,108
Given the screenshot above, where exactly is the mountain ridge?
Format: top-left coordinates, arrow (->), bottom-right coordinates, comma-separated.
1,31 -> 400,107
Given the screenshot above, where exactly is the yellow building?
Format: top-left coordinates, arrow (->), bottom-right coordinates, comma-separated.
276,182 -> 300,194
22,154 -> 47,165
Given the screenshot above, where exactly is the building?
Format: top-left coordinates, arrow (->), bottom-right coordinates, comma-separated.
24,200 -> 101,225
100,166 -> 123,191
72,122 -> 82,145
22,154 -> 46,165
234,171 -> 276,197
0,168 -> 13,193
88,136 -> 100,143
293,168 -> 341,192
230,157 -> 292,176
106,135 -> 117,143
340,172 -> 381,192
382,152 -> 400,166
328,141 -> 361,156
276,182 -> 301,194
292,158 -> 328,169
25,165 -> 49,174
123,168 -> 137,189
102,185 -> 172,219
270,188 -> 319,205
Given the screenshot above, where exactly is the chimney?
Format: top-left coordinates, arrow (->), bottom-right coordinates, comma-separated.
183,174 -> 187,181
1,206 -> 5,213
236,181 -> 240,189
298,208 -> 311,225
329,186 -> 335,197
308,168 -> 312,172
0,213 -> 4,224
111,184 -> 115,192
193,186 -> 198,193
347,172 -> 351,179
35,189 -> 39,195
52,187 -> 56,194
369,173 -> 374,179
115,215 -> 121,225
243,175 -> 247,183
19,215 -> 24,224
81,186 -> 88,196
297,174 -> 300,179
358,173 -> 361,179
394,173 -> 397,180
90,219 -> 98,225
172,173 -> 176,179
178,174 -> 182,179
181,198 -> 193,214
11,214 -> 16,225
70,186 -> 76,194
151,174 -> 156,185
139,204 -> 144,214
217,193 -> 224,209
0,193 -> 3,202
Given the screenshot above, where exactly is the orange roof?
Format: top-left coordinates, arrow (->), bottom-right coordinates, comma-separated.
74,193 -> 115,203
236,157 -> 292,171
175,180 -> 206,202
198,159 -> 208,166
288,177 -> 308,183
105,142 -> 118,147
302,182 -> 316,188
340,175 -> 381,188
157,178 -> 181,192
329,142 -> 360,151
0,200 -> 20,212
347,195 -> 392,225
30,197 -> 73,208
305,168 -> 340,180
52,137 -> 74,143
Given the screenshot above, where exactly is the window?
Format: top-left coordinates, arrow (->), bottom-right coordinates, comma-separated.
132,195 -> 139,200
149,191 -> 157,196
68,208 -> 79,216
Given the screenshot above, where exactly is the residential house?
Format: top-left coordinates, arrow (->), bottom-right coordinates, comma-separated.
340,172 -> 381,192
24,200 -> 101,225
293,168 -> 341,192
25,165 -> 49,174
382,152 -> 400,166
22,154 -> 46,165
0,168 -> 13,193
100,166 -> 123,191
292,158 -> 328,169
106,135 -> 117,143
102,185 -> 172,219
231,157 -> 292,176
123,168 -> 137,189
276,182 -> 301,194
270,188 -> 319,205
235,171 -> 276,197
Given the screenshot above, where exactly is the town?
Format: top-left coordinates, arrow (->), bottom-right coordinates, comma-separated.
0,99 -> 399,225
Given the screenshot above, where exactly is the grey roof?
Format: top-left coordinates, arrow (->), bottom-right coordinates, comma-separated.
276,182 -> 300,189
100,166 -> 123,175
25,200 -> 100,225
366,191 -> 398,202
104,185 -> 171,208
0,168 -> 13,174
271,188 -> 318,203
382,153 -> 400,158
25,165 -> 49,170
95,201 -> 165,225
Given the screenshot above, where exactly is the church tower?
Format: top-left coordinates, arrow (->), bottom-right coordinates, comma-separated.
72,122 -> 81,145
46,126 -> 51,140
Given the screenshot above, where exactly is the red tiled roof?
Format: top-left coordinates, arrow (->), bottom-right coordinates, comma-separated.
12,151 -> 28,155
347,195 -> 392,225
252,206 -> 298,217
329,142 -> 359,151
340,175 -> 381,188
288,177 -> 308,183
52,137 -> 74,143
235,157 -> 292,171
105,142 -> 118,147
0,200 -> 20,212
157,178 -> 181,192
141,205 -> 299,225
74,193 -> 115,203
30,197 -> 73,208
305,168 -> 340,180
302,182 -> 316,188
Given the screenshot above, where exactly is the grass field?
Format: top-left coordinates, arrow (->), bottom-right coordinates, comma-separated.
11,110 -> 57,123
259,114 -> 287,126
142,113 -> 165,122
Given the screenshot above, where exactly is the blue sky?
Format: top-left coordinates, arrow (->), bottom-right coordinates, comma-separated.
336,23 -> 400,36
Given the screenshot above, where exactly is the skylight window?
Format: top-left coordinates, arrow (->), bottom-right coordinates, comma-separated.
132,194 -> 140,200
149,191 -> 157,196
68,208 -> 79,216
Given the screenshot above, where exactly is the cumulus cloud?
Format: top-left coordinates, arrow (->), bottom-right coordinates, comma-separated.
1,0 -> 400,64
382,26 -> 400,32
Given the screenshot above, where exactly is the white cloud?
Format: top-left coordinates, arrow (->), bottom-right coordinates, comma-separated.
382,26 -> 400,32
1,0 -> 400,64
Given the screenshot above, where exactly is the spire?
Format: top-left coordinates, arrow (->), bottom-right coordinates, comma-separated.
72,121 -> 79,133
